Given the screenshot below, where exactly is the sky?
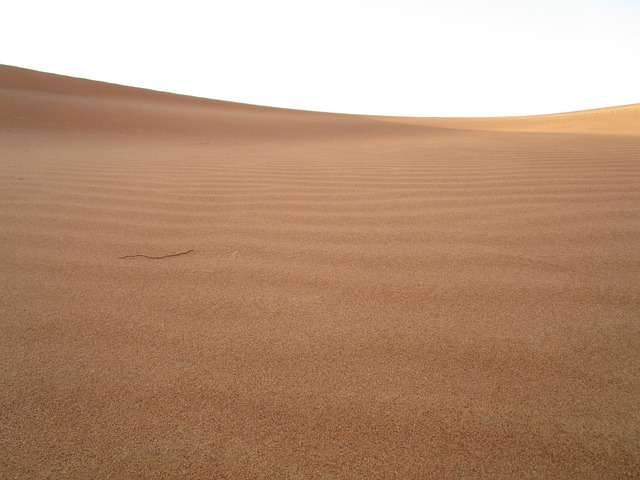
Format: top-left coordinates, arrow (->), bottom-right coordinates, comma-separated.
2,0 -> 639,117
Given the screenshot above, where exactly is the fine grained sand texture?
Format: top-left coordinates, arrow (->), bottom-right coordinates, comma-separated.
1,65 -> 639,478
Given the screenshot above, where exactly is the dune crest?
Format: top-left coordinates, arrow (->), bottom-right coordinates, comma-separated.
380,103 -> 640,136
2,65 -> 639,479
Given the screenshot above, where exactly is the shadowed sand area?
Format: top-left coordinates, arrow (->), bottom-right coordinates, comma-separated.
1,65 -> 639,478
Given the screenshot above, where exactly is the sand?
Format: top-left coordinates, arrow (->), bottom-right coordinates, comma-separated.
1,65 -> 639,478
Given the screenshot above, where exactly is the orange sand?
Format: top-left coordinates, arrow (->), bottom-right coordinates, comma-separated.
1,65 -> 639,478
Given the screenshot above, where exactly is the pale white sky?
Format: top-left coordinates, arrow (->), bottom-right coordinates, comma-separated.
2,0 -> 639,116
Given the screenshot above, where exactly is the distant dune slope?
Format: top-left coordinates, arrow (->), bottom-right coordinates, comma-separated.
1,65 -> 639,479
379,103 -> 640,136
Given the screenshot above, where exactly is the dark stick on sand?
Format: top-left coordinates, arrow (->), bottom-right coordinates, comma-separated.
118,249 -> 194,260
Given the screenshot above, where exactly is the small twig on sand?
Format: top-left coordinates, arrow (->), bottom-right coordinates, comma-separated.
118,249 -> 194,260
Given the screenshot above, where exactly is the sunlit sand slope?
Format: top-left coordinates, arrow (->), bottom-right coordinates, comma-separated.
1,65 -> 639,479
379,103 -> 640,135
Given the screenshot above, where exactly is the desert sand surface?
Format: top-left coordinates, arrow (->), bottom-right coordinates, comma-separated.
1,65 -> 639,479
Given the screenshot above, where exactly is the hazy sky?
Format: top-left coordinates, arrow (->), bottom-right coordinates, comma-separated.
3,0 -> 639,116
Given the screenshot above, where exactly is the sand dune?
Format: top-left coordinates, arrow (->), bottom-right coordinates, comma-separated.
377,103 -> 640,136
1,65 -> 639,478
